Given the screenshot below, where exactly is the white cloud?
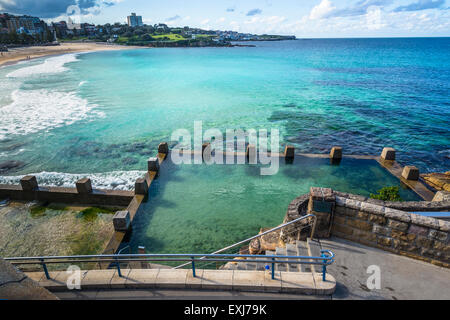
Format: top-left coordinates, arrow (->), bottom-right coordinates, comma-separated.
309,0 -> 336,20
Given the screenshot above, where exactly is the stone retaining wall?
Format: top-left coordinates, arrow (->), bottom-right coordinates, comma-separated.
282,189 -> 450,268
332,195 -> 450,268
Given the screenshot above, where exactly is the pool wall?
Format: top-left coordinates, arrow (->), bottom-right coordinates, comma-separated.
282,188 -> 450,268
0,143 -> 440,256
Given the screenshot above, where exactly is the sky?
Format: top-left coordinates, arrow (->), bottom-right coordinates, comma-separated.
0,0 -> 449,37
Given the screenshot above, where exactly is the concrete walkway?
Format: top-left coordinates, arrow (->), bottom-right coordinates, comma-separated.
26,269 -> 335,296
322,237 -> 450,300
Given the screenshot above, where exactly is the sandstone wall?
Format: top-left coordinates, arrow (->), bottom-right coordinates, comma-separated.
282,190 -> 450,268
332,196 -> 450,268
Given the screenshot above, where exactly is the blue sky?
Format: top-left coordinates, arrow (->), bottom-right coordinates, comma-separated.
0,0 -> 449,37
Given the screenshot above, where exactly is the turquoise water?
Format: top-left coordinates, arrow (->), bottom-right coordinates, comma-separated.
126,156 -> 420,254
0,39 -> 447,253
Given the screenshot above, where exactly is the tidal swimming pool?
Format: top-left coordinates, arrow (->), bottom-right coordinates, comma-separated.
125,156 -> 421,255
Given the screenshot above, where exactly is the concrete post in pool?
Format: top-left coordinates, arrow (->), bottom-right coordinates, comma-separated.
158,142 -> 169,155
308,187 -> 336,238
148,157 -> 160,173
246,144 -> 257,164
381,147 -> 396,161
402,166 -> 420,181
284,146 -> 295,161
284,146 -> 295,164
20,176 -> 38,191
76,178 -> 93,194
135,178 -> 148,196
113,210 -> 131,232
330,147 -> 342,161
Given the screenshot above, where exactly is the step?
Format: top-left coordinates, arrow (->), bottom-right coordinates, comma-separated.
296,240 -> 310,272
285,244 -> 299,272
275,247 -> 288,272
307,238 -> 322,276
265,250 -> 281,272
245,259 -> 257,271
236,261 -> 248,271
248,256 -> 266,271
220,261 -> 239,270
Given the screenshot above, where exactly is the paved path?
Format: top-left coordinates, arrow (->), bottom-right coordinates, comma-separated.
322,237 -> 450,300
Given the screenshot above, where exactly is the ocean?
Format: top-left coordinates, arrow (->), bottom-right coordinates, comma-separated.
0,38 -> 449,189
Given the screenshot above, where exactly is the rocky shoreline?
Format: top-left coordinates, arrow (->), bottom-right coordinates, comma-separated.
422,172 -> 450,192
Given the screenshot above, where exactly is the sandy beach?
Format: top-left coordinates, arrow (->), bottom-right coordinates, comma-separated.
0,42 -> 138,67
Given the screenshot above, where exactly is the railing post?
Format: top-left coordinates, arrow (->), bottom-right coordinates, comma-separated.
321,253 -> 327,282
41,259 -> 50,280
191,257 -> 196,278
271,258 -> 275,280
116,257 -> 123,278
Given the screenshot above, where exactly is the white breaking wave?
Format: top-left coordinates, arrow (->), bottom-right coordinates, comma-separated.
0,89 -> 103,140
0,171 -> 146,191
6,54 -> 80,78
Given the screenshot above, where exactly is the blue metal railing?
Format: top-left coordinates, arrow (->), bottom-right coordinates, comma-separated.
174,214 -> 318,270
5,251 -> 335,281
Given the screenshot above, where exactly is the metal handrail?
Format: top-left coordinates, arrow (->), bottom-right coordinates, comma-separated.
174,213 -> 317,269
5,250 -> 334,281
118,246 -> 131,255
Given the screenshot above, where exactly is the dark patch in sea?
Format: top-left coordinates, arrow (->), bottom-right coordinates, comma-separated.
0,142 -> 27,152
123,142 -> 147,153
282,103 -> 298,108
122,157 -> 139,165
0,160 -> 25,173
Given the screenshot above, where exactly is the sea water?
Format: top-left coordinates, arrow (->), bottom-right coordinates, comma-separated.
0,38 -> 448,253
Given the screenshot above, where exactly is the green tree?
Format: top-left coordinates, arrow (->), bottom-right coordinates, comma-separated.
370,187 -> 402,202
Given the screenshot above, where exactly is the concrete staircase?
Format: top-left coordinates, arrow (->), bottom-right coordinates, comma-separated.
222,238 -> 323,274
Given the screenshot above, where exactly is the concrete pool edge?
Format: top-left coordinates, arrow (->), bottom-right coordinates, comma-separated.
0,145 -> 439,257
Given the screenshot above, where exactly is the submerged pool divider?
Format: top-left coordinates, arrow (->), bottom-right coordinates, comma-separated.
0,144 -> 435,256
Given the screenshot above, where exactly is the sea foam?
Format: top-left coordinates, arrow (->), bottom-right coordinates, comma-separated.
0,89 -> 103,140
0,171 -> 145,191
6,54 -> 80,78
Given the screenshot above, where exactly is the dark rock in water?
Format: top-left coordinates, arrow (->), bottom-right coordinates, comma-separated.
283,103 -> 298,108
122,157 -> 139,165
123,142 -> 147,153
0,143 -> 26,152
0,160 -> 25,173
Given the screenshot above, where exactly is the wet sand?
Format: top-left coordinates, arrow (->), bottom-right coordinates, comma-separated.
0,42 -> 140,67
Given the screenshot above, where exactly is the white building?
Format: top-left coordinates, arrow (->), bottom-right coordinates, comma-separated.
127,13 -> 143,27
